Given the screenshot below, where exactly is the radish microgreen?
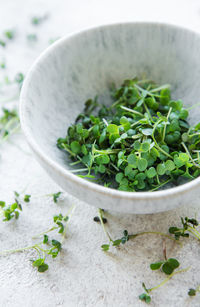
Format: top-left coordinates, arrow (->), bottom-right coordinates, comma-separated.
58,78 -> 200,191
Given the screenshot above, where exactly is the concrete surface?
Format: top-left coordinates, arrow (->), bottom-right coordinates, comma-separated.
1,0 -> 200,306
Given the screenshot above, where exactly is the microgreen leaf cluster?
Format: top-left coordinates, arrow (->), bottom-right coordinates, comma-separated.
150,258 -> 180,275
58,78 -> 200,191
52,191 -> 62,203
169,217 -> 200,240
31,236 -> 62,272
0,199 -> 22,221
0,108 -> 20,142
0,204 -> 75,273
0,191 -> 32,221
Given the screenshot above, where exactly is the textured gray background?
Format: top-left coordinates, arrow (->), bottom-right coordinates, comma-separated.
1,0 -> 200,306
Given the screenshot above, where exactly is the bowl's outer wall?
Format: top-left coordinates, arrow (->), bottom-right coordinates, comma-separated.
21,23 -> 200,213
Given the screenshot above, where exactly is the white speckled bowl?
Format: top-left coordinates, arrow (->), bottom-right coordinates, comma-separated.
20,22 -> 200,214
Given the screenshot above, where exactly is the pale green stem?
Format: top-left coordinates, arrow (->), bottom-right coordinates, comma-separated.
70,168 -> 89,173
129,231 -> 182,245
187,102 -> 200,110
188,132 -> 200,137
181,142 -> 200,169
102,118 -> 108,126
151,179 -> 172,192
61,204 -> 76,243
148,267 -> 190,293
62,144 -> 76,157
120,105 -> 144,117
70,160 -> 82,166
98,209 -> 113,243
150,84 -> 170,93
188,226 -> 200,240
131,120 -> 142,127
143,102 -> 152,121
93,148 -> 120,155
162,107 -> 172,142
0,243 -> 42,255
152,119 -> 173,159
32,227 -> 57,239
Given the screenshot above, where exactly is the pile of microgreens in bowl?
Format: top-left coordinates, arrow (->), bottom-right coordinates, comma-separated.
57,78 -> 200,192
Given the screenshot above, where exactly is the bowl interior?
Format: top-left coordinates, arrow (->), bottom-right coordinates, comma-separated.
22,23 -> 200,176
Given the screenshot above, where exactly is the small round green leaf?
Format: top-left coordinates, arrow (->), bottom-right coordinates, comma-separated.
138,158 -> 148,171
101,244 -> 110,251
134,140 -> 141,151
167,258 -> 180,269
115,172 -> 124,183
33,258 -> 44,267
162,262 -> 174,275
127,154 -> 138,168
139,293 -> 151,304
157,163 -> 166,175
165,160 -> 175,171
38,263 -> 49,272
107,124 -> 119,134
188,289 -> 196,296
70,141 -> 81,154
141,142 -> 150,152
146,167 -> 157,178
150,262 -> 163,270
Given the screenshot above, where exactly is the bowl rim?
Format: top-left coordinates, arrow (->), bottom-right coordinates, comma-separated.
20,20 -> 200,200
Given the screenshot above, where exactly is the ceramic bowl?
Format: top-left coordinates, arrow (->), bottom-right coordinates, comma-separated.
20,22 -> 200,214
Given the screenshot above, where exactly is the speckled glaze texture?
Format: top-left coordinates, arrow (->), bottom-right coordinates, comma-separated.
20,22 -> 200,214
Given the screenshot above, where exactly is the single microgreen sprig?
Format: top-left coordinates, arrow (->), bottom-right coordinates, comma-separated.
0,205 -> 75,273
0,236 -> 62,273
32,204 -> 75,243
169,217 -> 200,241
98,209 -> 181,251
0,199 -> 22,221
14,191 -> 31,203
0,108 -> 20,143
139,267 -> 190,304
45,191 -> 63,203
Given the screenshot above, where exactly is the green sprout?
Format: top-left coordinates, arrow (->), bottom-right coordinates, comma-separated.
98,209 -> 181,251
169,217 -> 200,240
0,236 -> 62,273
0,108 -> 20,143
24,194 -> 31,202
0,205 -> 75,272
0,199 -> 22,221
139,267 -> 190,304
